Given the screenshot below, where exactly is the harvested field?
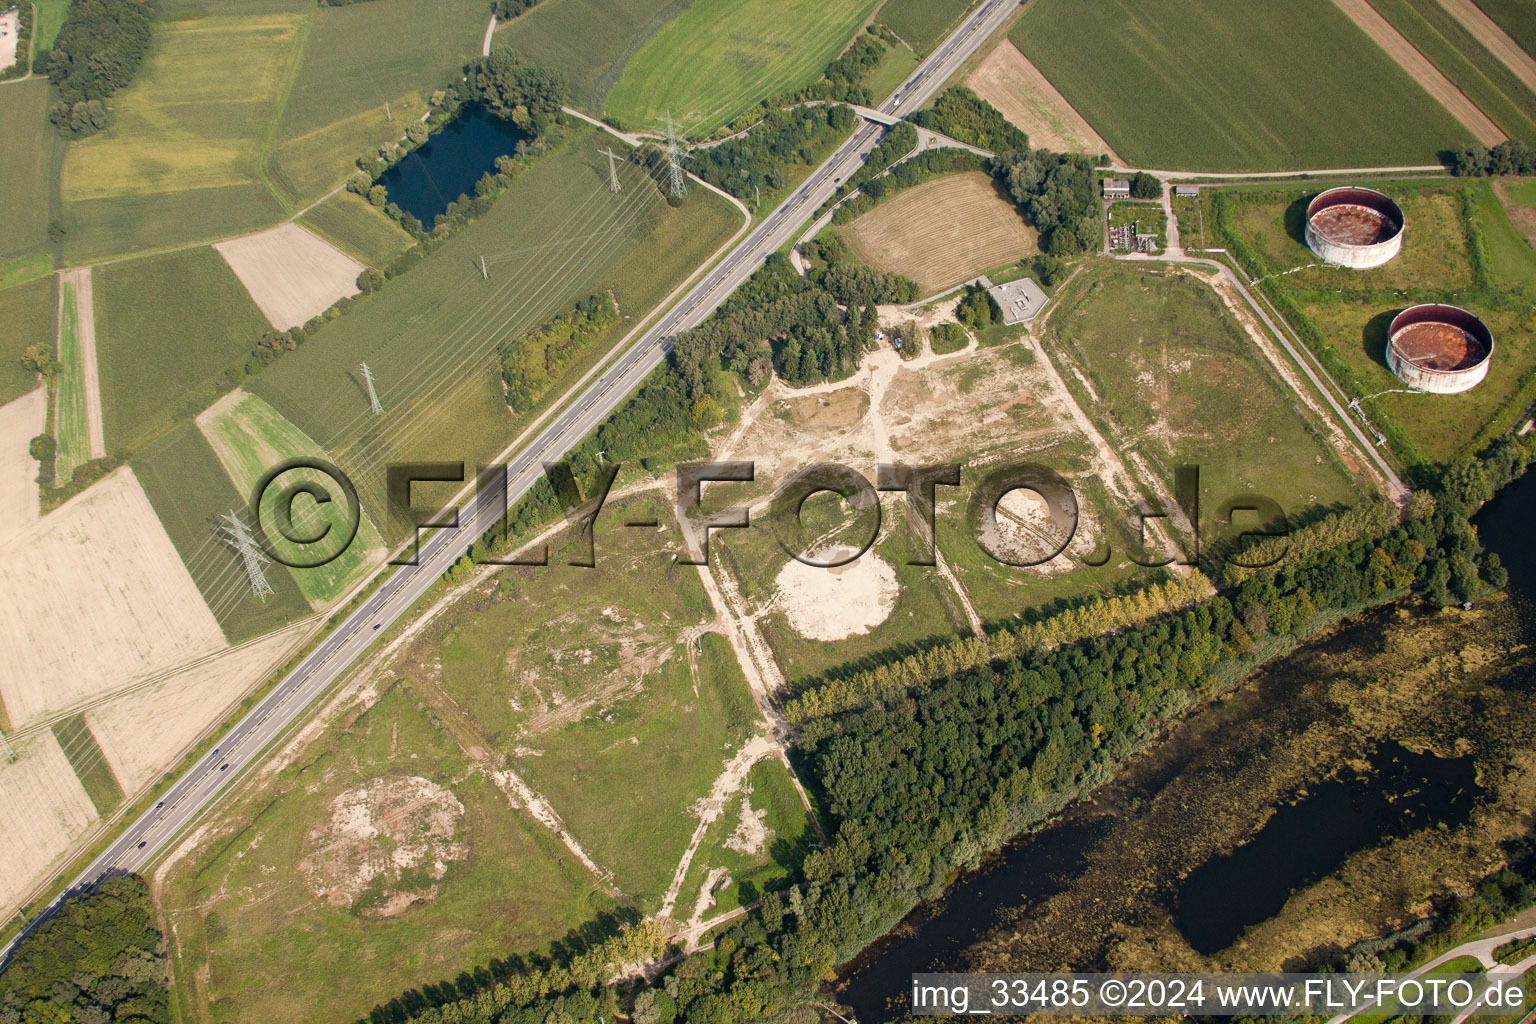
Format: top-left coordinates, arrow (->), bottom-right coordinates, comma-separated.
1473,0 -> 1536,58
0,731 -> 98,914
1435,0 -> 1536,99
842,172 -> 1039,294
86,626 -> 304,791
214,224 -> 365,331
0,468 -> 225,728
0,389 -> 44,549
1329,0 -> 1505,145
966,41 -> 1117,159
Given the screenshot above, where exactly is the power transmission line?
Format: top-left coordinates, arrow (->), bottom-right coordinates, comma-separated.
360,362 -> 384,415
599,146 -> 623,194
219,511 -> 274,601
664,110 -> 687,198
0,727 -> 15,765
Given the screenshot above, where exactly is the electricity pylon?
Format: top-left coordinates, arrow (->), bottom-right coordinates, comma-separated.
0,727 -> 15,765
599,147 -> 623,194
664,111 -> 687,198
360,362 -> 384,415
220,511 -> 275,601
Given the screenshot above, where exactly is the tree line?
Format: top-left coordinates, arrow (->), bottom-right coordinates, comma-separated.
46,0 -> 157,137
1449,139 -> 1536,177
685,104 -> 858,202
829,146 -> 984,224
499,292 -> 618,413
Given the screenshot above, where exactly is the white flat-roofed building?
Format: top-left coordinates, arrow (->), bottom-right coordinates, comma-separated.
987,277 -> 1049,325
1103,178 -> 1132,198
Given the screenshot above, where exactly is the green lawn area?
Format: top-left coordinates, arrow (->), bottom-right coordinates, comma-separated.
269,0 -> 489,206
251,127 -> 741,536
0,80 -> 55,264
603,0 -> 881,137
493,0 -> 690,115
0,275 -> 54,408
1045,263 -> 1366,542
62,184 -> 290,265
1473,0 -> 1536,60
94,246 -> 269,451
1217,180 -> 1536,465
31,0 -> 69,49
53,275 -> 90,483
1366,0 -> 1536,142
877,0 -> 972,54
862,38 -> 921,103
1012,0 -> 1475,171
131,423 -> 312,643
50,714 -> 124,816
197,391 -> 386,608
164,684 -> 605,1024
297,191 -> 415,268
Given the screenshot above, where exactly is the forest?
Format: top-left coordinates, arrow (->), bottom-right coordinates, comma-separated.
46,0 -> 157,136
686,105 -> 858,200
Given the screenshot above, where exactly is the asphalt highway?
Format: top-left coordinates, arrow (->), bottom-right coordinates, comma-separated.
1,0 -> 1019,960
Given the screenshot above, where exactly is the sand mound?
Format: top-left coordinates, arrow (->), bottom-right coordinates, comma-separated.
298,776 -> 466,914
775,545 -> 898,640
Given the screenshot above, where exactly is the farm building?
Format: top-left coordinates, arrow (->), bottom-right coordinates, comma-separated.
988,277 -> 1049,324
1102,178 -> 1132,198
1304,186 -> 1403,268
1173,185 -> 1198,198
1386,303 -> 1492,394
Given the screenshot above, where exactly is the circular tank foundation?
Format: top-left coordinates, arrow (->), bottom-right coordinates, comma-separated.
1305,186 -> 1404,269
1386,303 -> 1493,394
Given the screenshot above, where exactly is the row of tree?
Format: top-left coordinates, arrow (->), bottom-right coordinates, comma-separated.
46,0 -> 157,136
829,145 -> 984,224
1449,139 -> 1536,177
685,104 -> 857,201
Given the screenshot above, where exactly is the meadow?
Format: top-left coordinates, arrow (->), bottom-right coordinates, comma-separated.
62,184 -> 288,265
197,391 -> 386,608
876,0 -> 972,54
1011,0 -> 1475,171
1045,264 -> 1366,536
1215,180 -> 1536,465
0,80 -> 55,263
492,0 -> 691,115
1473,0 -> 1536,59
602,0 -> 881,137
131,423 -> 312,643
30,0 -> 68,48
52,276 -> 90,482
1366,0 -> 1536,141
268,0 -> 489,206
251,128 -> 740,532
164,684 -> 605,1024
49,714 -> 123,817
0,276 -> 53,407
297,191 -> 415,268
93,246 -> 269,451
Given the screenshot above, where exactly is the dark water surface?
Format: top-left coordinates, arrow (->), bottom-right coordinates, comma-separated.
378,106 -> 528,226
837,467 -> 1536,1021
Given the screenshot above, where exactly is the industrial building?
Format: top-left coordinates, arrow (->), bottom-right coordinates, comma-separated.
1304,186 -> 1404,268
1386,303 -> 1493,394
1102,178 -> 1131,199
1173,184 -> 1199,198
987,277 -> 1049,325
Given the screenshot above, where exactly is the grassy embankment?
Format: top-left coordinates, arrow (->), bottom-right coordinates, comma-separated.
1012,0 -> 1475,171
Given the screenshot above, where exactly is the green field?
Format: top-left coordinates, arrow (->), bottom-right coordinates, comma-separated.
198,391 -> 385,608
164,683 -> 605,1024
603,0 -> 881,136
31,0 -> 69,49
53,276 -> 90,483
132,423 -> 311,642
50,714 -> 124,816
1367,0 -> 1536,141
297,191 -> 415,268
269,0 -> 489,205
63,185 -> 289,264
862,38 -> 921,103
1045,264 -> 1366,540
251,127 -> 740,534
1473,0 -> 1536,60
877,0 -> 972,54
493,0 -> 693,115
1012,0 -> 1476,171
1216,180 -> 1536,464
94,246 -> 269,451
0,275 -> 54,407
0,80 -> 55,263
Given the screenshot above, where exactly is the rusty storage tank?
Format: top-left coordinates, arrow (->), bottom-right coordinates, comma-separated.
1305,186 -> 1404,269
1386,303 -> 1493,394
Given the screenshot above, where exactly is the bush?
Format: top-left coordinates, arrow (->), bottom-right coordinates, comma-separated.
929,321 -> 968,353
909,86 -> 1030,152
1130,171 -> 1162,199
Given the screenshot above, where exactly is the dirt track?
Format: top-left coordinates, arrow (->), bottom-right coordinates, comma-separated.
966,41 -> 1119,160
1330,0 -> 1505,145
1434,0 -> 1536,96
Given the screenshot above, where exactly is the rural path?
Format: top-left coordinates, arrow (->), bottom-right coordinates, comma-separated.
1327,0 -> 1505,145
481,13 -> 496,57
62,268 -> 106,461
1320,924 -> 1536,1024
1433,0 -> 1536,98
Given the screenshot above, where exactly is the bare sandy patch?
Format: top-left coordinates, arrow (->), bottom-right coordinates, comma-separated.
214,223 -> 364,331
723,791 -> 770,856
843,172 -> 1039,294
0,468 -> 226,727
0,388 -> 45,550
298,776 -> 466,913
86,626 -> 306,791
0,731 -> 98,913
1330,0 -> 1504,145
774,544 -> 898,641
0,8 -> 19,73
966,41 -> 1118,159
1433,0 -> 1536,96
